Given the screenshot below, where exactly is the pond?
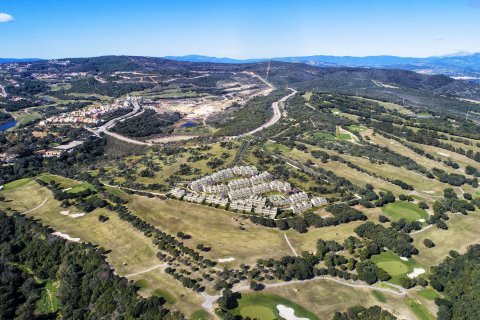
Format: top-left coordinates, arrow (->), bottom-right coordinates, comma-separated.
182,121 -> 198,128
0,120 -> 17,131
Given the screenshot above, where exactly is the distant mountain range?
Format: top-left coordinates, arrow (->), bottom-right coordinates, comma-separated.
165,53 -> 480,78
0,58 -> 43,64
3,53 -> 480,78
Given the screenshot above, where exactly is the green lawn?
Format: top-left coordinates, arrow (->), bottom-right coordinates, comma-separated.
372,290 -> 387,303
382,201 -> 428,221
66,182 -> 97,193
36,280 -> 59,314
405,298 -> 435,320
190,310 -> 212,320
231,293 -> 320,320
371,251 -> 422,284
348,125 -> 367,132
417,288 -> 441,301
153,288 -> 177,304
2,178 -> 31,191
313,131 -> 336,140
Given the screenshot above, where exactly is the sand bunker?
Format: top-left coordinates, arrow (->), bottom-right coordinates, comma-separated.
437,152 -> 450,157
59,210 -> 85,218
417,219 -> 426,223
52,231 -> 81,242
400,257 -> 409,261
407,268 -> 426,278
276,305 -> 310,320
218,257 -> 235,263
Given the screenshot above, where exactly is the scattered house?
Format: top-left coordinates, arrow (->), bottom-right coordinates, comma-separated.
43,149 -> 63,158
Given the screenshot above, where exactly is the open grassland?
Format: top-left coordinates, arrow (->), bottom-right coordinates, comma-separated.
103,141 -> 238,188
37,173 -> 87,189
2,177 -> 32,191
265,142 -> 405,195
405,298 -> 435,320
412,210 -> 480,268
356,97 -> 414,116
231,293 -> 320,320
362,131 -> 460,175
405,139 -> 479,174
383,201 -> 428,221
1,181 -> 159,275
0,179 -> 49,212
0,179 -> 205,316
127,195 -> 363,266
128,269 -> 206,318
263,277 -> 416,319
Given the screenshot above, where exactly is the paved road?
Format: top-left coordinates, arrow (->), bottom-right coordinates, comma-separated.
237,88 -> 297,138
88,97 -> 155,146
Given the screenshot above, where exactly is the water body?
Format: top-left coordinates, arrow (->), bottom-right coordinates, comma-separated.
0,120 -> 17,131
182,121 -> 198,128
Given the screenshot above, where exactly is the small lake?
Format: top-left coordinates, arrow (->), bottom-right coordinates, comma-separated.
0,120 -> 17,131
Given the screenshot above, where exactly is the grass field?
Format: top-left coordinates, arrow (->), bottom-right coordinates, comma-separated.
0,179 -> 205,316
382,201 -> 428,221
412,210 -> 480,268
231,293 -> 320,320
417,288 -> 441,301
66,182 -> 97,193
371,251 -> 421,284
372,290 -> 387,303
36,280 -> 59,314
263,278 -> 416,319
2,177 -> 32,191
405,298 -> 435,320
263,142 -> 406,195
312,131 -> 336,140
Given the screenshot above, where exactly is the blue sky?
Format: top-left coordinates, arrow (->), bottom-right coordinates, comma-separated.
1,0 -> 480,59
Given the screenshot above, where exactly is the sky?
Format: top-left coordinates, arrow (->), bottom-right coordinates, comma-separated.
1,0 -> 480,59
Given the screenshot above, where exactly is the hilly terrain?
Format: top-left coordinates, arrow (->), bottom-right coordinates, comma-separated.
0,55 -> 480,320
167,53 -> 480,78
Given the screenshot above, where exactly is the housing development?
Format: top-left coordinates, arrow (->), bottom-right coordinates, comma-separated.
170,165 -> 327,218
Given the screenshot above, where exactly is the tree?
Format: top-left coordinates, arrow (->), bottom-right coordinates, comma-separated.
217,289 -> 241,310
424,238 -> 435,248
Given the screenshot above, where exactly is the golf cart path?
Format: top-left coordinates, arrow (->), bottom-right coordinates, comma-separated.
284,233 -> 298,256
234,276 -> 406,296
22,196 -> 49,215
124,263 -> 167,277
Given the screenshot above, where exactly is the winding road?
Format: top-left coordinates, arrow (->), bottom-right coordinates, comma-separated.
237,88 -> 297,138
88,96 -> 154,146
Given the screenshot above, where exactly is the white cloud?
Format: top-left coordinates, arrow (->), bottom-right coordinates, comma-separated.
0,13 -> 14,23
